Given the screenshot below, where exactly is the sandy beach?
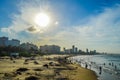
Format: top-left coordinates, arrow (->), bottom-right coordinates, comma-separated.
0,55 -> 98,80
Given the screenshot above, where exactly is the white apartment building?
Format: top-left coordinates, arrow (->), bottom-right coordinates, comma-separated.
0,37 -> 20,47
40,45 -> 60,53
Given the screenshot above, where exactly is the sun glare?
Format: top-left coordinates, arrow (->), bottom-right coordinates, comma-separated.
34,13 -> 50,27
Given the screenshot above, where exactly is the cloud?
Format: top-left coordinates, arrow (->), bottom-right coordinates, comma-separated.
27,26 -> 37,32
41,4 -> 120,52
1,0 -> 120,53
0,0 -> 57,39
72,4 -> 120,52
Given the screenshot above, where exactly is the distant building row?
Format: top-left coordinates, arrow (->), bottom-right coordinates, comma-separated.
0,37 -> 20,47
0,37 -> 60,53
63,45 -> 79,54
40,45 -> 60,53
63,45 -> 97,54
0,37 -> 38,50
0,36 -> 97,54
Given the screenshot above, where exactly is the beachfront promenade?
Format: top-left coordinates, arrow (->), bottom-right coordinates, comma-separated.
0,55 -> 97,80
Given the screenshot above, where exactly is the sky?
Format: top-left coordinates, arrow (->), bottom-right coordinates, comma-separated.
0,0 -> 120,53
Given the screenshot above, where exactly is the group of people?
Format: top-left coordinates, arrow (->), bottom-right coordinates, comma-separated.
69,57 -> 120,76
84,62 -> 102,75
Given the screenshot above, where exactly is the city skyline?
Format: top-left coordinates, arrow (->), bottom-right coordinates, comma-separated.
0,36 -> 99,54
0,0 -> 120,53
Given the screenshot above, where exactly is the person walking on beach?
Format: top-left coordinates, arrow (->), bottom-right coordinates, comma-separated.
115,65 -> 117,70
85,63 -> 88,69
99,66 -> 102,75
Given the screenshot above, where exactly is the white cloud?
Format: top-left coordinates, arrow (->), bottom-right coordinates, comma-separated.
40,4 -> 120,53
0,0 -> 58,40
1,0 -> 120,53
72,4 -> 120,53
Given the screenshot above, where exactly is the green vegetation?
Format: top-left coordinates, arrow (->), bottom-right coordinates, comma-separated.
19,52 -> 31,57
0,46 -> 39,57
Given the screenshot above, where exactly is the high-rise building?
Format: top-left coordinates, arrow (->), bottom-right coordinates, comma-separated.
0,37 -> 20,47
75,47 -> 78,53
6,39 -> 20,47
11,39 -> 20,46
72,45 -> 75,53
40,45 -> 60,53
0,37 -> 8,46
86,48 -> 89,54
64,49 -> 72,54
94,50 -> 96,54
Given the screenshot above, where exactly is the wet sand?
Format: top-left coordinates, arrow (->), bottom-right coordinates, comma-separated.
0,55 -> 98,80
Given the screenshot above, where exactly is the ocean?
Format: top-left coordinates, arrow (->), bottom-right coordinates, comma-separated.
69,54 -> 120,80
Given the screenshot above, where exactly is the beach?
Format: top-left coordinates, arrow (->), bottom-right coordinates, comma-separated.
0,55 -> 97,80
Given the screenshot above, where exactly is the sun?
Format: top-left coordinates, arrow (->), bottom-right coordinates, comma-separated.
34,13 -> 50,27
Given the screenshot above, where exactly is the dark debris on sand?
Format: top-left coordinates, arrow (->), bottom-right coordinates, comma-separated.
16,68 -> 29,72
25,76 -> 39,80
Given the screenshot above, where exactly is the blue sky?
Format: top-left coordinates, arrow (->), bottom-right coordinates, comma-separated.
0,0 -> 120,53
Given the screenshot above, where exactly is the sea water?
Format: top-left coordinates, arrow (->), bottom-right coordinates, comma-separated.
70,54 -> 120,80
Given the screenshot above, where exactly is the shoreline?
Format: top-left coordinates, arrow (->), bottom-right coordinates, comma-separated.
70,54 -> 120,80
0,55 -> 98,80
